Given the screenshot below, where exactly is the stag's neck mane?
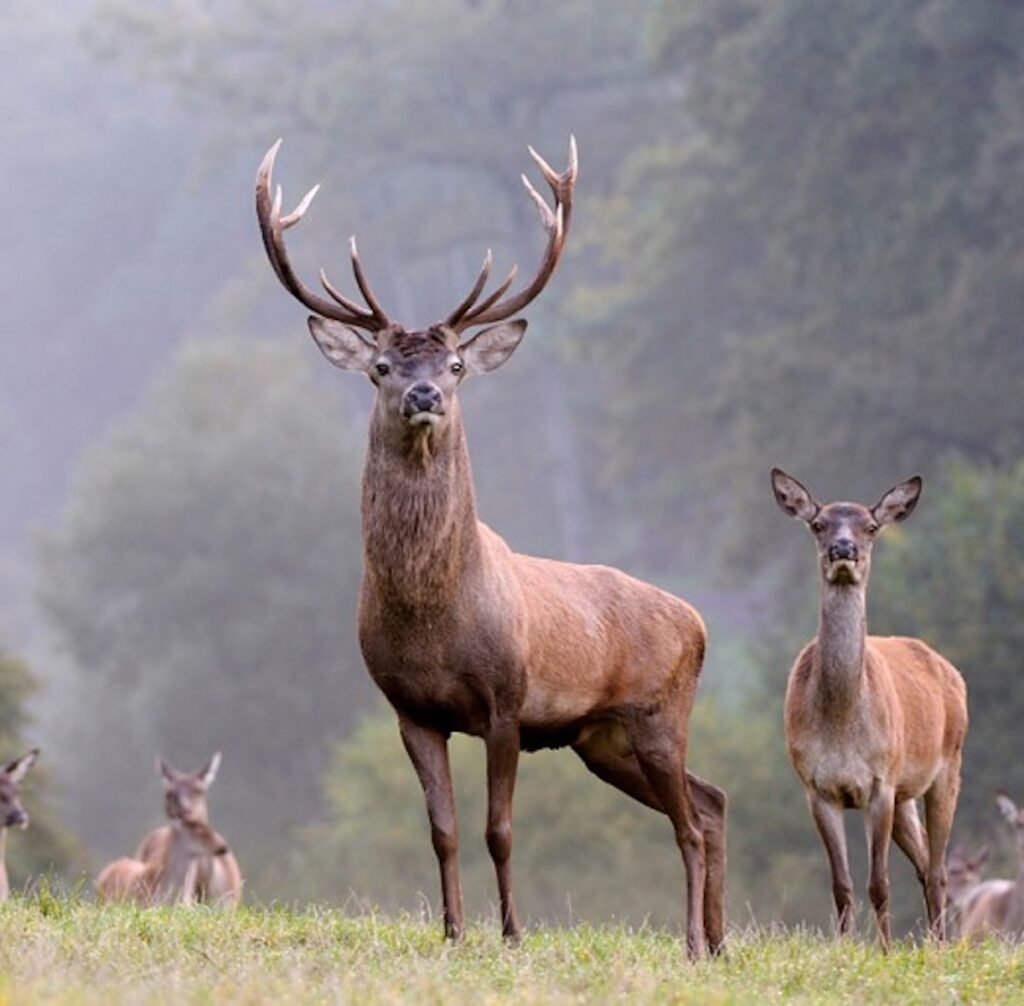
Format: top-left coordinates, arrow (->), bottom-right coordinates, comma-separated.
362,399 -> 481,610
813,581 -> 868,718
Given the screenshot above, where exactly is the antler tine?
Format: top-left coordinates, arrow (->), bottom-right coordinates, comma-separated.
255,139 -> 388,333
320,267 -> 379,317
445,136 -> 577,333
445,249 -> 494,327
463,262 -> 519,319
349,237 -> 391,325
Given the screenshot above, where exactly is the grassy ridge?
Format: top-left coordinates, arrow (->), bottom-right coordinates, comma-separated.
0,895 -> 1022,1004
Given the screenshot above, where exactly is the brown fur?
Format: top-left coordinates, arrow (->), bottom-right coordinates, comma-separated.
258,139 -> 726,958
773,469 -> 967,947
95,818 -> 232,906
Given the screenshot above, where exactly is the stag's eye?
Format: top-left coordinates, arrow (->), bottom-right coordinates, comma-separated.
374,361 -> 390,377
450,360 -> 464,375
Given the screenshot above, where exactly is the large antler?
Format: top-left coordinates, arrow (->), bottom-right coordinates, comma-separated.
256,139 -> 393,334
444,136 -> 578,333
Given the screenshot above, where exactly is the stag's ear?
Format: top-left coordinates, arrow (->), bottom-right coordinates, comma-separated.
4,748 -> 38,785
771,469 -> 820,523
308,317 -> 378,372
458,320 -> 527,375
872,475 -> 922,526
198,751 -> 221,789
997,791 -> 1020,825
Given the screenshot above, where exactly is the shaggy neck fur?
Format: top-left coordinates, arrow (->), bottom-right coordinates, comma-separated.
814,580 -> 868,717
362,398 -> 480,612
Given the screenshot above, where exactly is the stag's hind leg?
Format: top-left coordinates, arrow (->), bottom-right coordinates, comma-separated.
398,716 -> 464,941
626,712 -> 707,960
923,754 -> 962,941
573,728 -> 727,955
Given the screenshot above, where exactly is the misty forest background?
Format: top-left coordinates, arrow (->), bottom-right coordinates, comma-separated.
4,0 -> 1024,933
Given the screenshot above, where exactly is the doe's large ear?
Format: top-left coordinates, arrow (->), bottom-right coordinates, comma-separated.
458,320 -> 527,375
971,844 -> 991,870
770,469 -> 820,523
156,755 -> 178,783
997,791 -> 1020,826
198,751 -> 222,789
308,317 -> 378,372
872,475 -> 922,526
4,748 -> 38,785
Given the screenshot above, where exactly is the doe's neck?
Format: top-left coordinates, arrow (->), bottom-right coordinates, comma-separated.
814,580 -> 868,713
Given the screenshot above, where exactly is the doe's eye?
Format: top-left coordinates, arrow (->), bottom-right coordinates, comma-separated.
374,361 -> 390,377
450,360 -> 464,375
866,523 -> 880,535
810,520 -> 825,534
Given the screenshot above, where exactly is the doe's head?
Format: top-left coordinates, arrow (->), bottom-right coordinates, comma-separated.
0,749 -> 38,830
771,469 -> 922,586
157,752 -> 221,826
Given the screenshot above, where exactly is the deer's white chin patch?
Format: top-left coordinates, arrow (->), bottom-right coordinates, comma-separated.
407,412 -> 442,427
827,560 -> 861,585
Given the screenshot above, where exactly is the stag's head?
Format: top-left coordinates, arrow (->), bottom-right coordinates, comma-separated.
0,749 -> 38,830
157,752 -> 220,826
255,138 -> 577,444
771,470 -> 922,586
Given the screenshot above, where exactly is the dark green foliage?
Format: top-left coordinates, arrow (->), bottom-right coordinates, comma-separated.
37,340 -> 369,884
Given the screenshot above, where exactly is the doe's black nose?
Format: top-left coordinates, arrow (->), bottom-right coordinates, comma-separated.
829,539 -> 858,562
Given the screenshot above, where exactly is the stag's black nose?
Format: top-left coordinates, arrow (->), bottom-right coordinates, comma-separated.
829,539 -> 858,562
403,382 -> 443,415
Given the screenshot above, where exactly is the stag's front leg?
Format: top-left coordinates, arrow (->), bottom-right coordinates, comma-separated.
485,719 -> 522,942
398,716 -> 464,940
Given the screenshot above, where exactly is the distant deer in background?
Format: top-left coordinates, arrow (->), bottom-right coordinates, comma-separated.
772,470 -> 968,948
96,753 -> 242,906
959,793 -> 1024,941
947,843 -> 993,920
0,749 -> 39,900
256,138 -> 726,958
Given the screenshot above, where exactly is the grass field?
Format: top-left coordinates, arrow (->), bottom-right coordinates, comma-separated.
1,893 -> 1023,1004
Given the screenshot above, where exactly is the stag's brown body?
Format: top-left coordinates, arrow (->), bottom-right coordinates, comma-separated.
773,470 -> 967,947
256,137 -> 726,958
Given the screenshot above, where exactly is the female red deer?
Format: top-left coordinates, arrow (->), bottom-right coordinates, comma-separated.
0,749 -> 38,900
771,470 -> 967,947
959,793 -> 1024,941
96,753 -> 242,906
256,138 -> 726,958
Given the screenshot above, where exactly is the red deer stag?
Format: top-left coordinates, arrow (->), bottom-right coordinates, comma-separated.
0,749 -> 38,900
959,793 -> 1024,941
96,753 -> 242,906
256,138 -> 726,957
771,470 -> 967,947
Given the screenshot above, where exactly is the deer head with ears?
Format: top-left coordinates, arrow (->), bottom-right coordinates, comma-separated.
255,137 -> 577,446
